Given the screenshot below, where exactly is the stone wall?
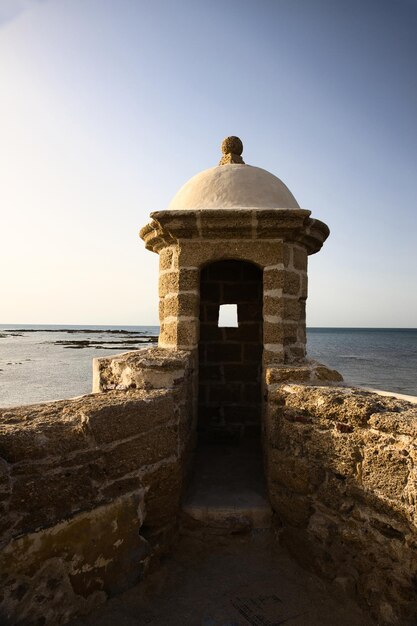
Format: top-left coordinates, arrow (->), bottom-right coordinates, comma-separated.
264,378 -> 417,625
4,344 -> 417,625
141,208 -> 322,364
156,237 -> 308,363
0,348 -> 194,626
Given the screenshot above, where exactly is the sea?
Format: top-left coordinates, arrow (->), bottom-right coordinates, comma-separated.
0,325 -> 416,407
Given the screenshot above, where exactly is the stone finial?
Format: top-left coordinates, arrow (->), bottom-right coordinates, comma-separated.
219,136 -> 245,165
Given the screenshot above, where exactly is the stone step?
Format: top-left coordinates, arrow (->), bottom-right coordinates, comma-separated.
182,439 -> 272,533
182,491 -> 272,531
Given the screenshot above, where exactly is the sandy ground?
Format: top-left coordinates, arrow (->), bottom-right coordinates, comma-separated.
69,530 -> 373,626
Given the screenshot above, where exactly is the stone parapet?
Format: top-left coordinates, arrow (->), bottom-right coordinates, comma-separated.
0,353 -> 194,626
264,384 -> 417,625
93,347 -> 194,392
265,360 -> 343,388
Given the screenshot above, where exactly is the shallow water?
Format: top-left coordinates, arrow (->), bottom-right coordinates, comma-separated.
307,328 -> 417,396
0,325 -> 158,407
0,325 -> 416,407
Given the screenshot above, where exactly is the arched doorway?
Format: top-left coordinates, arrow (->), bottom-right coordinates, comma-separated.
198,260 -> 263,443
183,259 -> 269,526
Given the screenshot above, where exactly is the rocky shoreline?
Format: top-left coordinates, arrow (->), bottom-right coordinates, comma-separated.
0,328 -> 158,350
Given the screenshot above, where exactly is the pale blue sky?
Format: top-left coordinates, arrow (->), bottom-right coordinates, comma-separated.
0,0 -> 416,326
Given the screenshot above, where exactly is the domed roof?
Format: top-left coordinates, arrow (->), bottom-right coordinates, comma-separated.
167,164 -> 300,210
167,137 -> 299,211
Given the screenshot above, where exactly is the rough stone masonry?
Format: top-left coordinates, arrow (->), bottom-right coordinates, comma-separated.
1,138 -> 417,625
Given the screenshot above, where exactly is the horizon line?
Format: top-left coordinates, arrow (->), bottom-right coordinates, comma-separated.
1,323 -> 416,331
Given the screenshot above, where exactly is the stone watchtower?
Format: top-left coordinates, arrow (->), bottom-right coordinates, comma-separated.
140,137 -> 332,443
4,139 -> 415,626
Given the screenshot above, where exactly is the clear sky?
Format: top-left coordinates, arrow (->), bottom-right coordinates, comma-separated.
0,0 -> 416,326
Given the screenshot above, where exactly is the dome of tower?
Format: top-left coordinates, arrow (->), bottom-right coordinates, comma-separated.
167,164 -> 299,210
167,137 -> 299,210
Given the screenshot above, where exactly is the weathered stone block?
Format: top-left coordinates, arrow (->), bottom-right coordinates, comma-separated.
159,246 -> 175,271
86,391 -> 175,444
200,210 -> 253,239
283,271 -> 301,296
304,429 -> 363,479
103,426 -> 177,479
285,345 -> 306,362
368,408 -> 417,437
93,349 -> 192,392
265,410 -> 312,451
263,295 -> 283,318
362,447 -> 410,503
263,268 -> 284,291
153,212 -> 199,239
178,268 -> 199,291
297,323 -> 307,345
315,473 -> 351,511
100,475 -> 143,500
0,401 -> 90,463
263,321 -> 284,344
162,293 -> 199,319
0,493 -> 146,626
178,292 -> 199,317
313,365 -> 343,382
179,240 -> 280,269
158,271 -> 179,297
158,298 -> 165,321
142,461 -> 182,527
266,365 -> 310,384
283,298 -> 302,321
159,321 -> 176,345
269,449 -> 324,494
293,246 -> 307,271
282,322 -> 298,345
161,296 -> 175,319
300,273 -> 308,298
177,320 -> 198,347
280,526 -> 337,580
277,386 -> 379,426
283,242 -> 291,266
269,483 -> 313,527
263,347 -> 285,365
255,211 -> 307,238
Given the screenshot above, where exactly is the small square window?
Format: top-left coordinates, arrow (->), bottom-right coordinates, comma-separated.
218,304 -> 238,327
